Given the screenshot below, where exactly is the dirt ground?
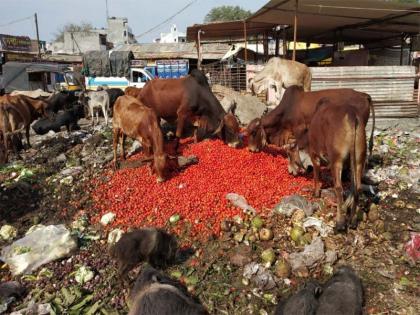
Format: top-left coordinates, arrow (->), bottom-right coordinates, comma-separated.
0,118 -> 419,314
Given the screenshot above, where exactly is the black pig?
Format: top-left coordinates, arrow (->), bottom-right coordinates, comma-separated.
316,266 -> 363,315
110,228 -> 178,282
275,281 -> 321,315
128,267 -> 207,315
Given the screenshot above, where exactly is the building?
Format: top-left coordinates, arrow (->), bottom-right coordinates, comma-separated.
105,17 -> 137,46
48,17 -> 136,55
154,25 -> 186,43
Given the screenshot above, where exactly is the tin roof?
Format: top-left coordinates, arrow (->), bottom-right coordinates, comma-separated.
113,42 -> 231,60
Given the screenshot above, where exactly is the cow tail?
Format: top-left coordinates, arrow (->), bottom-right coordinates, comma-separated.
344,114 -> 359,215
304,69 -> 312,92
1,106 -> 10,161
367,94 -> 375,159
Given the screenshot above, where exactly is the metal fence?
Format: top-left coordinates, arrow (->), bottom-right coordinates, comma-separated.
202,61 -> 419,120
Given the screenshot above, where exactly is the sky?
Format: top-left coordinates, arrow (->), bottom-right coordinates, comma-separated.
0,0 -> 267,43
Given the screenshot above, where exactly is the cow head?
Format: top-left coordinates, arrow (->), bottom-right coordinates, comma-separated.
153,153 -> 168,183
246,118 -> 267,152
213,112 -> 241,148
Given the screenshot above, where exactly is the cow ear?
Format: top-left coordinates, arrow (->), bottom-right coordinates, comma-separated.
213,119 -> 224,136
227,101 -> 236,114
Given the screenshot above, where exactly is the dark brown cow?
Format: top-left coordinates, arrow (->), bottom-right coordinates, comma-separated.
0,94 -> 48,155
113,95 -> 168,183
292,98 -> 367,231
246,86 -> 374,173
125,86 -> 143,99
138,77 -> 240,147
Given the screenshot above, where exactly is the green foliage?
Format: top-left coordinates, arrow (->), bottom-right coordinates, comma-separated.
204,5 -> 252,23
54,22 -> 93,42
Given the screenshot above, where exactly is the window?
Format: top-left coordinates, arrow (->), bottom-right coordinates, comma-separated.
99,34 -> 107,46
123,30 -> 127,37
132,71 -> 148,83
174,38 -> 177,42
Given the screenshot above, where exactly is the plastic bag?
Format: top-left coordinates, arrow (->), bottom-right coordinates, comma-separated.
0,225 -> 77,275
273,195 -> 315,217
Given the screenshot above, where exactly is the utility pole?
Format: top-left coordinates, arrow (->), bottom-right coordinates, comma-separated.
292,0 -> 298,61
105,0 -> 109,19
34,13 -> 41,59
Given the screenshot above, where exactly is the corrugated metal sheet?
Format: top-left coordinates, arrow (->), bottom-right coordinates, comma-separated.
310,66 -> 419,119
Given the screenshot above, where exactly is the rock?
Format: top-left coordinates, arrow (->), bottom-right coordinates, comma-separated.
325,250 -> 338,264
368,204 -> 380,222
273,195 -> 315,217
0,225 -> 17,241
74,266 -> 94,284
100,212 -> 116,225
25,225 -> 45,235
0,225 -> 77,275
230,246 -> 252,267
289,237 -> 325,271
107,229 -> 124,244
0,281 -> 25,314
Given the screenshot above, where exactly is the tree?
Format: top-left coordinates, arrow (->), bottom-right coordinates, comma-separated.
54,22 -> 93,42
204,5 -> 252,23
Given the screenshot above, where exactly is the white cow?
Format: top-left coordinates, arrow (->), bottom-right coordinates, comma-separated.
80,90 -> 110,125
249,57 -> 312,106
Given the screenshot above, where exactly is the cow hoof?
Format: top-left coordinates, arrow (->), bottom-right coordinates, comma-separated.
334,221 -> 347,233
349,218 -> 358,230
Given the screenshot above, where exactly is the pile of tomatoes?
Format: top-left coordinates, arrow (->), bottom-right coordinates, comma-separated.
90,138 -> 313,241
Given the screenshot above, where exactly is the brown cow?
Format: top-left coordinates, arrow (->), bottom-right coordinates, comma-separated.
0,94 -> 48,152
113,95 -> 168,183
246,86 -> 374,173
291,98 -> 367,231
125,86 -> 143,99
138,77 -> 240,148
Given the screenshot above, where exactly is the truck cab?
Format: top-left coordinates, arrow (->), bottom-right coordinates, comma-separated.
130,68 -> 154,88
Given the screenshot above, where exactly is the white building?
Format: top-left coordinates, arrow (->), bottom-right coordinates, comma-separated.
154,25 -> 186,43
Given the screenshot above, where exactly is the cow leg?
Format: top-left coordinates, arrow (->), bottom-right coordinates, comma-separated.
312,156 -> 322,197
120,133 -> 126,160
103,106 -> 108,125
332,162 -> 346,232
113,128 -> 120,170
25,125 -> 31,148
90,106 -> 95,126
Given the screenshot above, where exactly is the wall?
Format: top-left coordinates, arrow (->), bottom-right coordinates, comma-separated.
63,32 -> 106,54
